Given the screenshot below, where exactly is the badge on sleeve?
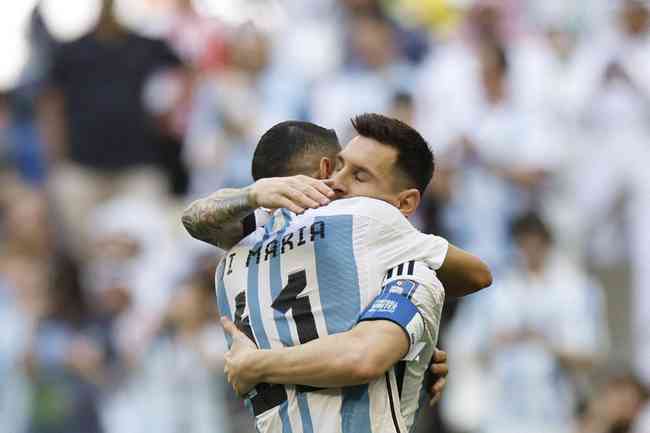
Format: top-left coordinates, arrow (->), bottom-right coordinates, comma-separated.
384,279 -> 419,298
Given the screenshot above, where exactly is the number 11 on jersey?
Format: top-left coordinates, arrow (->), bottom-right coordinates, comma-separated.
271,270 -> 318,344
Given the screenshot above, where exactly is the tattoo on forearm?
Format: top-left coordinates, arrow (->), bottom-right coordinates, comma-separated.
181,188 -> 254,248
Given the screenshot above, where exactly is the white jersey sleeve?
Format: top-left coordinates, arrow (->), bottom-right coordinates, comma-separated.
354,259 -> 445,433
381,261 -> 445,431
359,260 -> 445,360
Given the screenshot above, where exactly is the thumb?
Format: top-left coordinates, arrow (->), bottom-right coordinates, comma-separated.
221,317 -> 242,338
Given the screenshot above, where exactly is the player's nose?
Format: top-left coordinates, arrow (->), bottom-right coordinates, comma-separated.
327,172 -> 348,198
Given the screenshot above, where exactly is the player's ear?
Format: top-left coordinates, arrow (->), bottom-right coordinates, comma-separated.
396,188 -> 421,217
319,157 -> 333,179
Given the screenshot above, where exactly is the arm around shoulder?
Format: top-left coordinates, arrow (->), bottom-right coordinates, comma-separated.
249,320 -> 410,388
181,187 -> 255,249
437,244 -> 492,297
182,175 -> 335,248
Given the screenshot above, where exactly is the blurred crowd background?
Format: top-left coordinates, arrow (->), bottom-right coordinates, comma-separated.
0,0 -> 649,433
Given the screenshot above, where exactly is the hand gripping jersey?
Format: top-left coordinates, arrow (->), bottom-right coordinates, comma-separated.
215,197 -> 448,433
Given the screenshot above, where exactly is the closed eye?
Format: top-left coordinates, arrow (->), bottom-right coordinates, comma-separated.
354,171 -> 370,182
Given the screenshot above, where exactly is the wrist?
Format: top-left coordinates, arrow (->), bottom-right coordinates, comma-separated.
245,184 -> 258,209
246,349 -> 268,383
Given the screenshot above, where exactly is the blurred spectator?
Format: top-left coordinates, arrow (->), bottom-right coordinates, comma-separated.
340,0 -> 430,64
568,0 -> 650,386
578,372 -> 649,433
40,0 -> 184,255
136,275 -> 233,433
22,257 -> 109,433
311,13 -> 414,136
164,0 -> 228,71
575,0 -> 650,135
83,195 -> 182,338
80,196 -> 190,433
0,255 -> 41,433
414,1 -> 552,147
144,0 -> 233,196
420,40 -> 562,269
0,183 -> 52,262
442,212 -> 608,433
183,26 -> 304,197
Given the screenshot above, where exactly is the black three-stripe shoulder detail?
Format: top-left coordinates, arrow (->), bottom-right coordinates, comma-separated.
386,261 -> 415,281
407,260 -> 415,275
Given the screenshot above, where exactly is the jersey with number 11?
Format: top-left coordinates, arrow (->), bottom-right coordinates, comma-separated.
216,197 -> 448,433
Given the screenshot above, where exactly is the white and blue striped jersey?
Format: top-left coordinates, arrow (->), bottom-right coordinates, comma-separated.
215,197 -> 448,433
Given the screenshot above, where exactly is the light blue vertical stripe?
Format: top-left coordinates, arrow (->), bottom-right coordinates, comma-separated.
313,216 -> 370,432
248,233 -> 293,433
341,385 -> 372,433
247,240 -> 270,349
218,260 -> 260,422
215,261 -> 233,347
313,215 -> 361,334
280,208 -> 294,224
279,401 -> 293,433
271,213 -> 311,433
269,227 -> 293,347
297,393 -> 314,433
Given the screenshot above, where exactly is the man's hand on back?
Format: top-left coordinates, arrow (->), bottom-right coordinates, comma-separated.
428,349 -> 448,406
249,175 -> 335,214
222,318 -> 261,397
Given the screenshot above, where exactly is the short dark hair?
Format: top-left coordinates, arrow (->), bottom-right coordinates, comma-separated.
252,121 -> 341,181
510,211 -> 553,243
351,113 -> 434,194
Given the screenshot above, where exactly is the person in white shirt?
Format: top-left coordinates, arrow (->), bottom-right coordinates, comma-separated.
443,212 -> 607,433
